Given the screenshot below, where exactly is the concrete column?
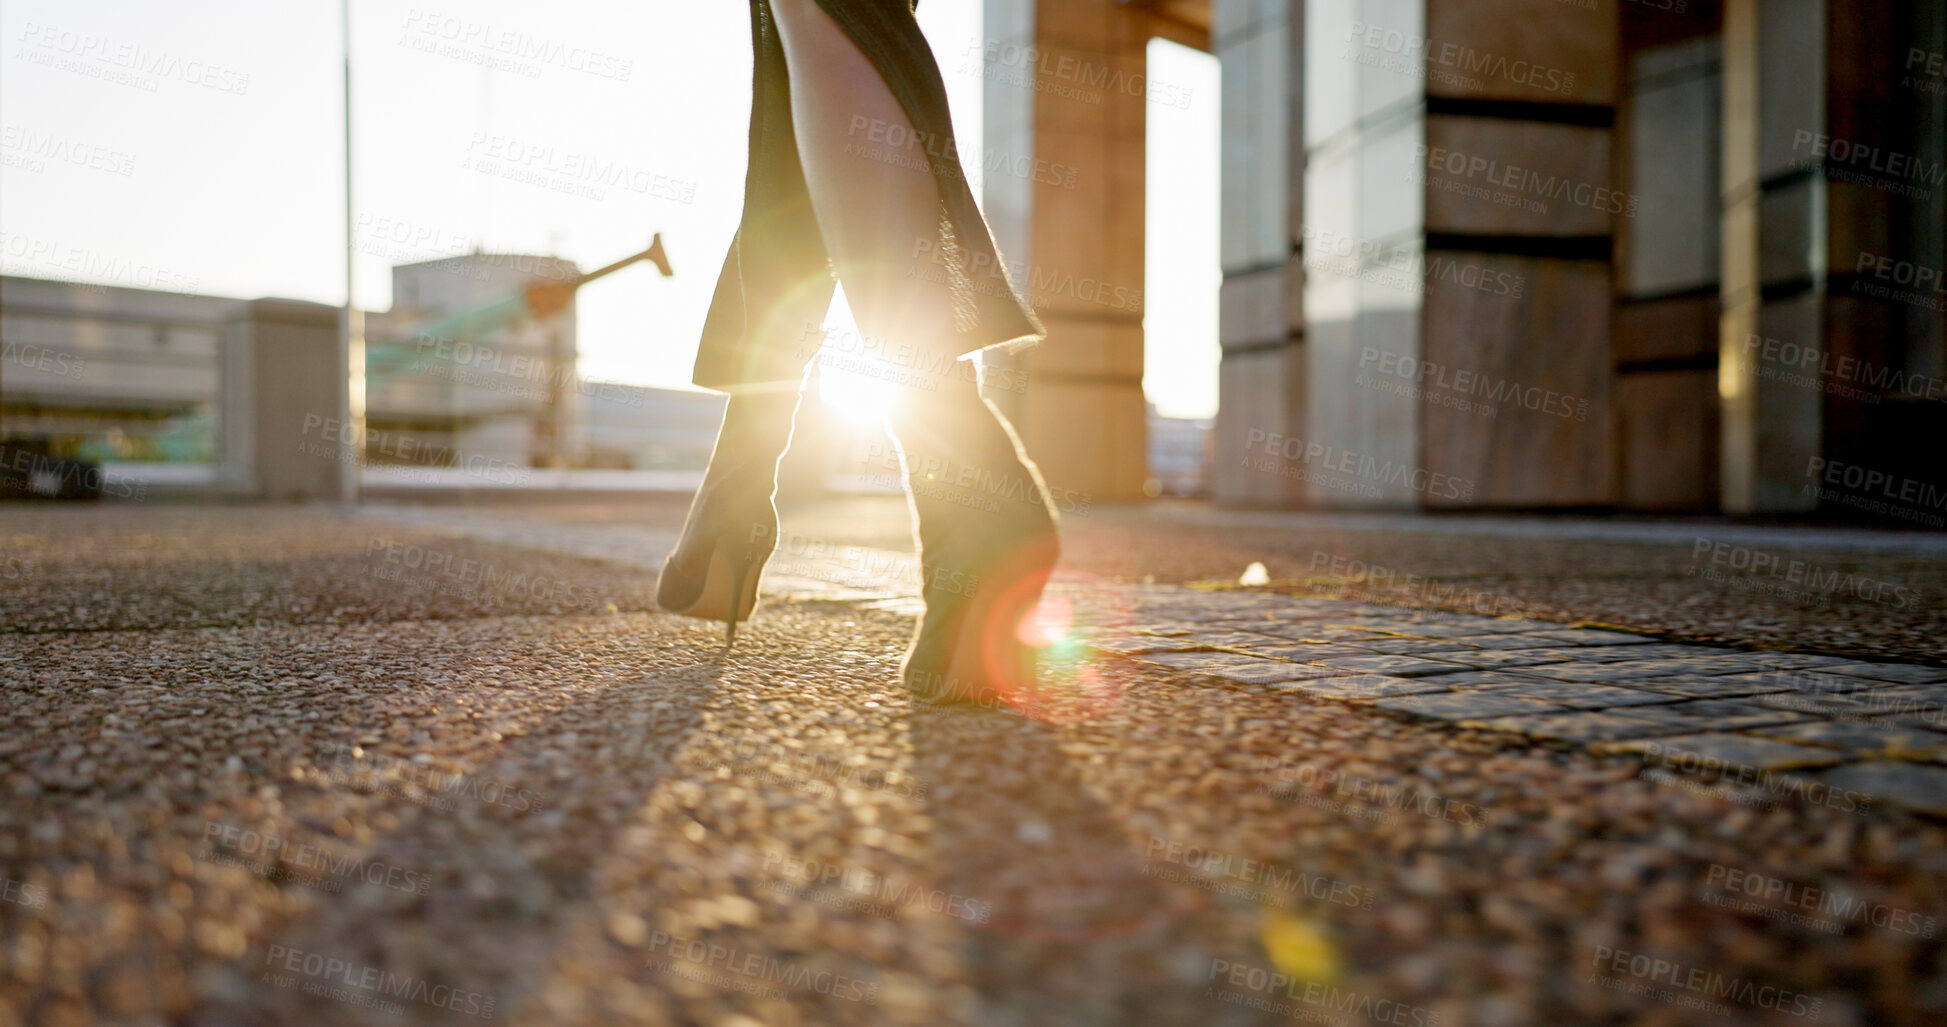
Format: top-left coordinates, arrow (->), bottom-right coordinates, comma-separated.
979,0 -> 1197,502
1717,0 -> 1822,515
1797,0 -> 1946,518
1219,0 -> 1619,510
216,308 -> 257,493
1413,0 -> 1621,509
224,298 -> 356,501
1297,0 -> 1430,510
1212,0 -> 1301,505
1613,19 -> 1723,512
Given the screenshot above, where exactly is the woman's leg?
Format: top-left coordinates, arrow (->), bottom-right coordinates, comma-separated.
767,0 -> 1059,702
766,0 -> 960,378
659,1 -> 834,642
890,371 -> 1061,703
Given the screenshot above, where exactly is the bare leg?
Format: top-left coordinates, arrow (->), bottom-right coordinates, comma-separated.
766,0 -> 959,381
768,0 -> 1059,702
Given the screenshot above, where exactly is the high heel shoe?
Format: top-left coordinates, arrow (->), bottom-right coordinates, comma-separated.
657,512 -> 774,647
657,392 -> 799,647
894,393 -> 1061,708
904,523 -> 1059,708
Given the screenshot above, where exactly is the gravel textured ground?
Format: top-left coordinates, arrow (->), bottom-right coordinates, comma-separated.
3,498 -> 1945,1027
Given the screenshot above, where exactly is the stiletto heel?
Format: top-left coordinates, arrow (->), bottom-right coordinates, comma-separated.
657,393 -> 796,640
724,552 -> 757,649
659,518 -> 775,629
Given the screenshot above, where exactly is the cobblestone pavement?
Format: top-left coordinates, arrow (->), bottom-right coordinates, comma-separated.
1078,589 -> 1947,814
4,500 -> 1946,1027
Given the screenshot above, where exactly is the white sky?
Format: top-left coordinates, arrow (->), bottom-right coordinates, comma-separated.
1,0 -> 1218,419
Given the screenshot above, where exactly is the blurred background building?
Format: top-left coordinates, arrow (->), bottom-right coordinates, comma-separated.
1,254 -> 1215,500
1,255 -> 727,494
5,0 -> 1943,521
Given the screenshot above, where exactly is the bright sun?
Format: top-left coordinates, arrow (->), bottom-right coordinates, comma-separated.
814,348 -> 901,427
812,289 -> 903,427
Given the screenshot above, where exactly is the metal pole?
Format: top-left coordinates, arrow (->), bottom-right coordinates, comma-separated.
340,0 -> 365,504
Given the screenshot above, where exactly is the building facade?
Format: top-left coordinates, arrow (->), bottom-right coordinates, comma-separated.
9,2 -> 1942,518
1,253 -> 725,493
1213,0 -> 1947,520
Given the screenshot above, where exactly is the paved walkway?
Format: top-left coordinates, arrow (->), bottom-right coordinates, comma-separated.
358,501 -> 1947,817
1084,589 -> 1947,815
4,500 -> 1945,1026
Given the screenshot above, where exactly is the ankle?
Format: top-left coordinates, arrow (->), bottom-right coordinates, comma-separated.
722,390 -> 800,431
708,391 -> 801,470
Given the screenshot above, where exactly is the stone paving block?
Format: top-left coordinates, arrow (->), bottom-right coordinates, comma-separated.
1470,682 -> 1688,709
1657,657 -> 1773,675
1743,653 -> 1861,670
1513,646 -> 1665,664
1247,624 -> 1398,643
1309,654 -> 1475,677
1346,619 -> 1495,638
1602,733 -> 1847,771
1357,638 -> 1478,655
1187,596 -> 1298,613
1406,670 -> 1563,690
1370,692 -> 1568,721
1615,644 -> 1747,661
1863,700 -> 1947,732
1876,709 -> 1947,740
1753,721 -> 1947,758
1275,674 -> 1457,700
1417,613 -> 1529,629
1822,663 -> 1947,686
1749,692 -> 1908,719
1131,651 -> 1269,672
1182,617 -> 1298,631
1458,618 -> 1564,634
1876,713 -> 1947,735
1444,619 -> 1557,633
1294,602 -> 1404,618
1329,618 -> 1443,633
1434,649 -> 1577,670
1682,662 -> 1783,678
1086,635 -> 1206,656
1131,622 -> 1206,637
1516,628 -> 1657,646
1145,602 -> 1287,619
1195,661 -> 1354,686
1147,591 -> 1274,609
1819,761 -> 1947,816
1620,676 -> 1796,699
1179,630 -> 1300,650
1624,700 -> 1815,731
1868,683 -> 1947,705
1712,670 -> 1883,695
1476,711 -> 1692,742
1434,634 -> 1567,650
1126,605 -> 1215,619
1661,658 -> 1771,674
1863,686 -> 1947,711
1228,642 -> 1380,661
1517,660 -> 1735,684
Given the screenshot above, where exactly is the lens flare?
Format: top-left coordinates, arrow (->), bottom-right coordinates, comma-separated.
815,348 -> 901,427
1018,594 -> 1072,647
1259,907 -> 1343,988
